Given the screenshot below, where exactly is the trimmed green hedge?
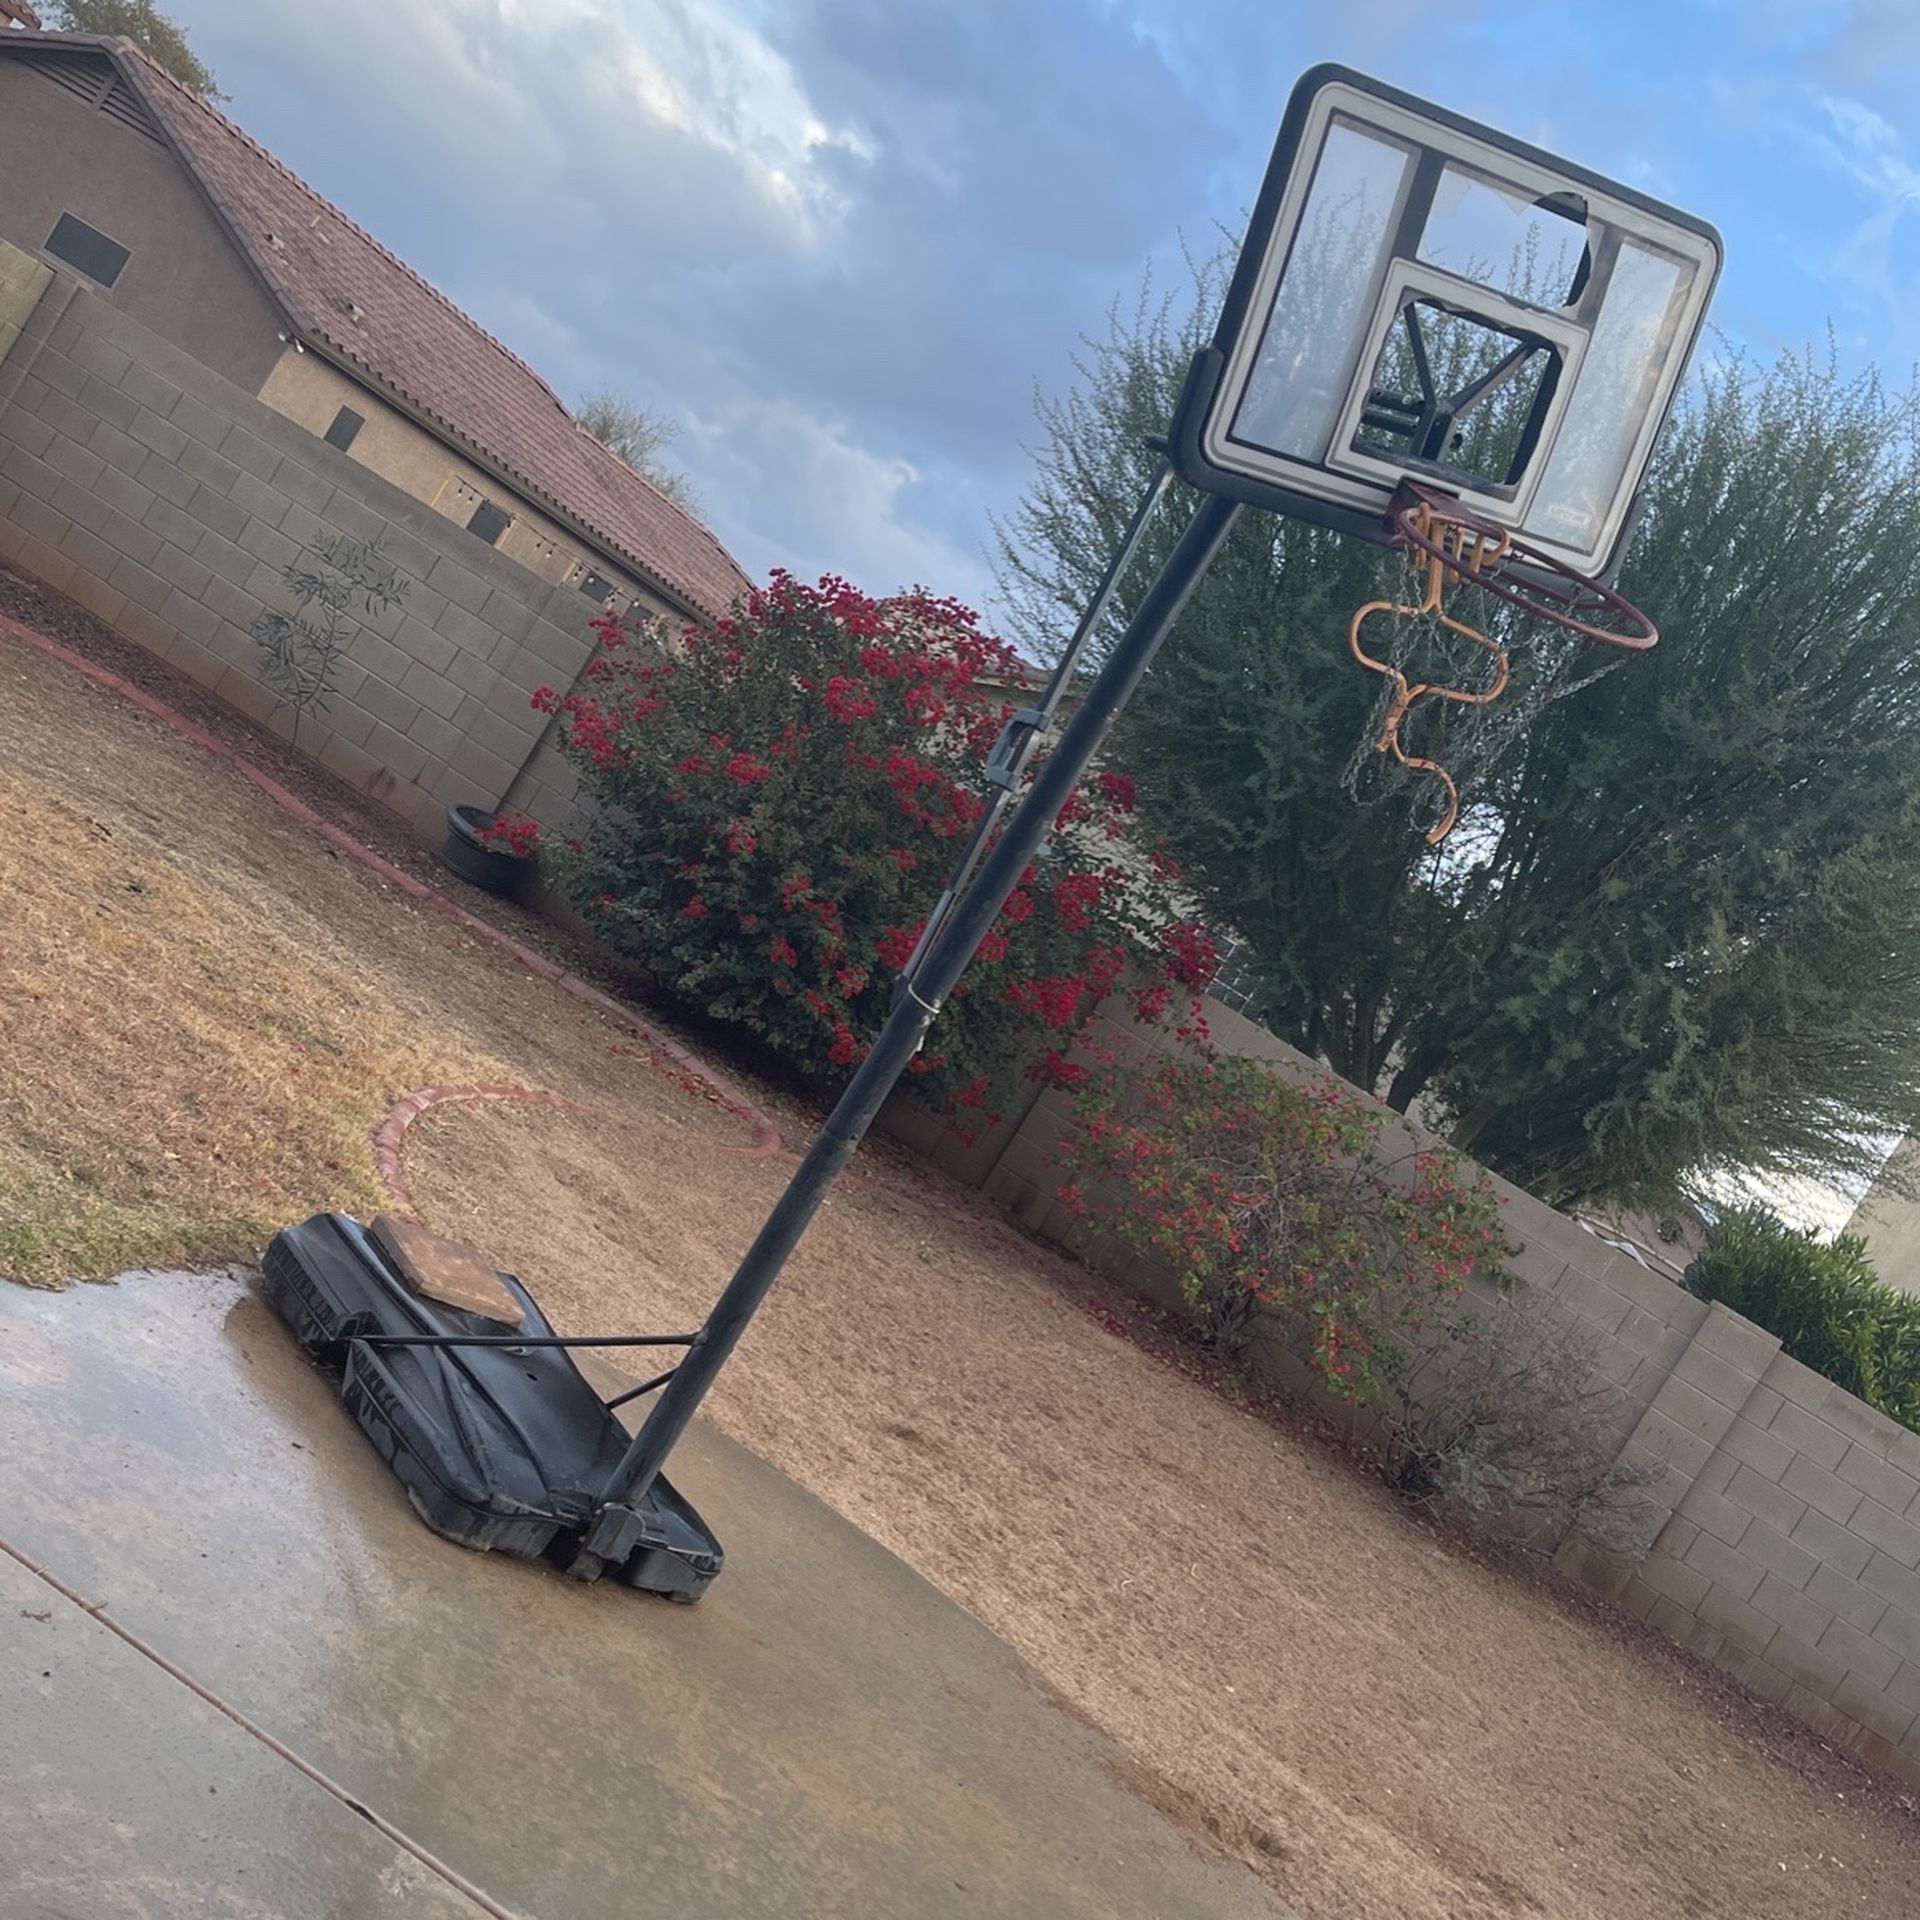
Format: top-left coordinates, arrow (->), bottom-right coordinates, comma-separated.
1687,1207 -> 1920,1431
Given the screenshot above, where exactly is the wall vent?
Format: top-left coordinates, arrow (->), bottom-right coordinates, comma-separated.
24,49 -> 165,146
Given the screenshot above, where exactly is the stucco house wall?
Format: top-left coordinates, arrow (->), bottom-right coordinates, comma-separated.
255,346 -> 670,621
1844,1142 -> 1920,1300
0,54 -> 284,387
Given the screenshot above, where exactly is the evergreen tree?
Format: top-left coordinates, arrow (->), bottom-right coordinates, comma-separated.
999,271 -> 1920,1206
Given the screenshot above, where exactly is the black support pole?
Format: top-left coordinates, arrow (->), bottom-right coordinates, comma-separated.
590,489 -> 1242,1533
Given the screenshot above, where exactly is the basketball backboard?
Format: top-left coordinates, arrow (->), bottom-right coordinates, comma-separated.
1171,66 -> 1722,584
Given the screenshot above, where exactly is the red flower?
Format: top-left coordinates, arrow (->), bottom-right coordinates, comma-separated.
877,925 -> 919,972
904,683 -> 948,727
1004,976 -> 1083,1030
1084,943 -> 1126,996
725,751 -> 772,785
475,808 -> 540,858
1095,771 -> 1137,814
1049,870 -> 1105,936
1133,979 -> 1172,1024
1160,920 -> 1220,989
823,676 -> 879,724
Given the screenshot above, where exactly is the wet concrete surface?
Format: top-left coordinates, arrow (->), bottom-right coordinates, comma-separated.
0,1268 -> 1292,1920
1,1549 -> 492,1918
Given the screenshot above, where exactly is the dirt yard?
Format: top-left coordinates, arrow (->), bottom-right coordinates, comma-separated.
4,603 -> 1920,1920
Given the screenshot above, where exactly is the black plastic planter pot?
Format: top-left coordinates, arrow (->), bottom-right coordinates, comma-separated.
442,805 -> 532,899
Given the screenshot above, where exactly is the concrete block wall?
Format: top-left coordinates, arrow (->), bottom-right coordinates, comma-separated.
0,245 -> 49,375
890,991 -> 1920,1786
0,253 -> 598,836
916,992 -> 1709,1456
502,730 -> 588,840
1614,1348 -> 1920,1782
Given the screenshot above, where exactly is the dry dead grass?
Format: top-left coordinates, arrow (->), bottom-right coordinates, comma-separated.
409,1092 -> 1920,1920
7,617 -> 1920,1919
0,759 -> 498,1284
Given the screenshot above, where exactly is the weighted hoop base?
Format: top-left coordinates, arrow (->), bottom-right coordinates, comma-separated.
262,1212 -> 722,1601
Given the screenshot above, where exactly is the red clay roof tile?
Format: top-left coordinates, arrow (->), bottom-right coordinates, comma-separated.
11,32 -> 753,620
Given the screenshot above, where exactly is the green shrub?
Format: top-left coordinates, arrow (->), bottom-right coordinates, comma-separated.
1059,1054 -> 1509,1397
535,573 -> 1203,1119
1686,1207 -> 1920,1430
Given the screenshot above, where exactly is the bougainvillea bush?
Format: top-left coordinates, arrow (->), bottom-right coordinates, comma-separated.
534,572 -> 1212,1127
1058,1053 -> 1511,1398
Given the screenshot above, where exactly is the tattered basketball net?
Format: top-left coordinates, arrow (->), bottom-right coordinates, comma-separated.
1345,483 -> 1658,844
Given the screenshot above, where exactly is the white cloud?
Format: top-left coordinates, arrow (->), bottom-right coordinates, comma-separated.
585,0 -> 874,234
691,395 -> 998,610
1798,91 -> 1920,319
1814,93 -> 1920,197
203,0 -> 872,249
175,0 -> 1217,606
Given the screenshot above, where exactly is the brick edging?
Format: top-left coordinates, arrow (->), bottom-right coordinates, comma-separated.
371,1084 -> 595,1216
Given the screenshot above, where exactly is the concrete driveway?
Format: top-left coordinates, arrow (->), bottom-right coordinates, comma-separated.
0,1267 -> 1293,1919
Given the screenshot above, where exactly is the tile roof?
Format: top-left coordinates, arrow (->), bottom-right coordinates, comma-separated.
7,32 -> 752,620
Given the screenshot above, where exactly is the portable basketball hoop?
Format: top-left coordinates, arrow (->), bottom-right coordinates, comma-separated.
1171,68 -> 1717,841
263,65 -> 1720,1597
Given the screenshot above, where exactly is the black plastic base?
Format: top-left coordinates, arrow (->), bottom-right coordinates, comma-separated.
262,1213 -> 722,1600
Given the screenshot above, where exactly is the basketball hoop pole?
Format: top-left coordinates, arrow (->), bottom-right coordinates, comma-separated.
586,489 -> 1241,1550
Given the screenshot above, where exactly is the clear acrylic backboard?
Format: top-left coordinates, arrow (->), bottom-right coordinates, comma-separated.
1171,66 -> 1723,584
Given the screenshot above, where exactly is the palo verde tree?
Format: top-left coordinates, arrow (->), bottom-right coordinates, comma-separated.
1000,264 -> 1920,1207
575,390 -> 696,509
45,1 -> 223,97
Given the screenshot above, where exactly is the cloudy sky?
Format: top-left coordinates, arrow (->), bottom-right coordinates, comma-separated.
161,0 -> 1920,618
